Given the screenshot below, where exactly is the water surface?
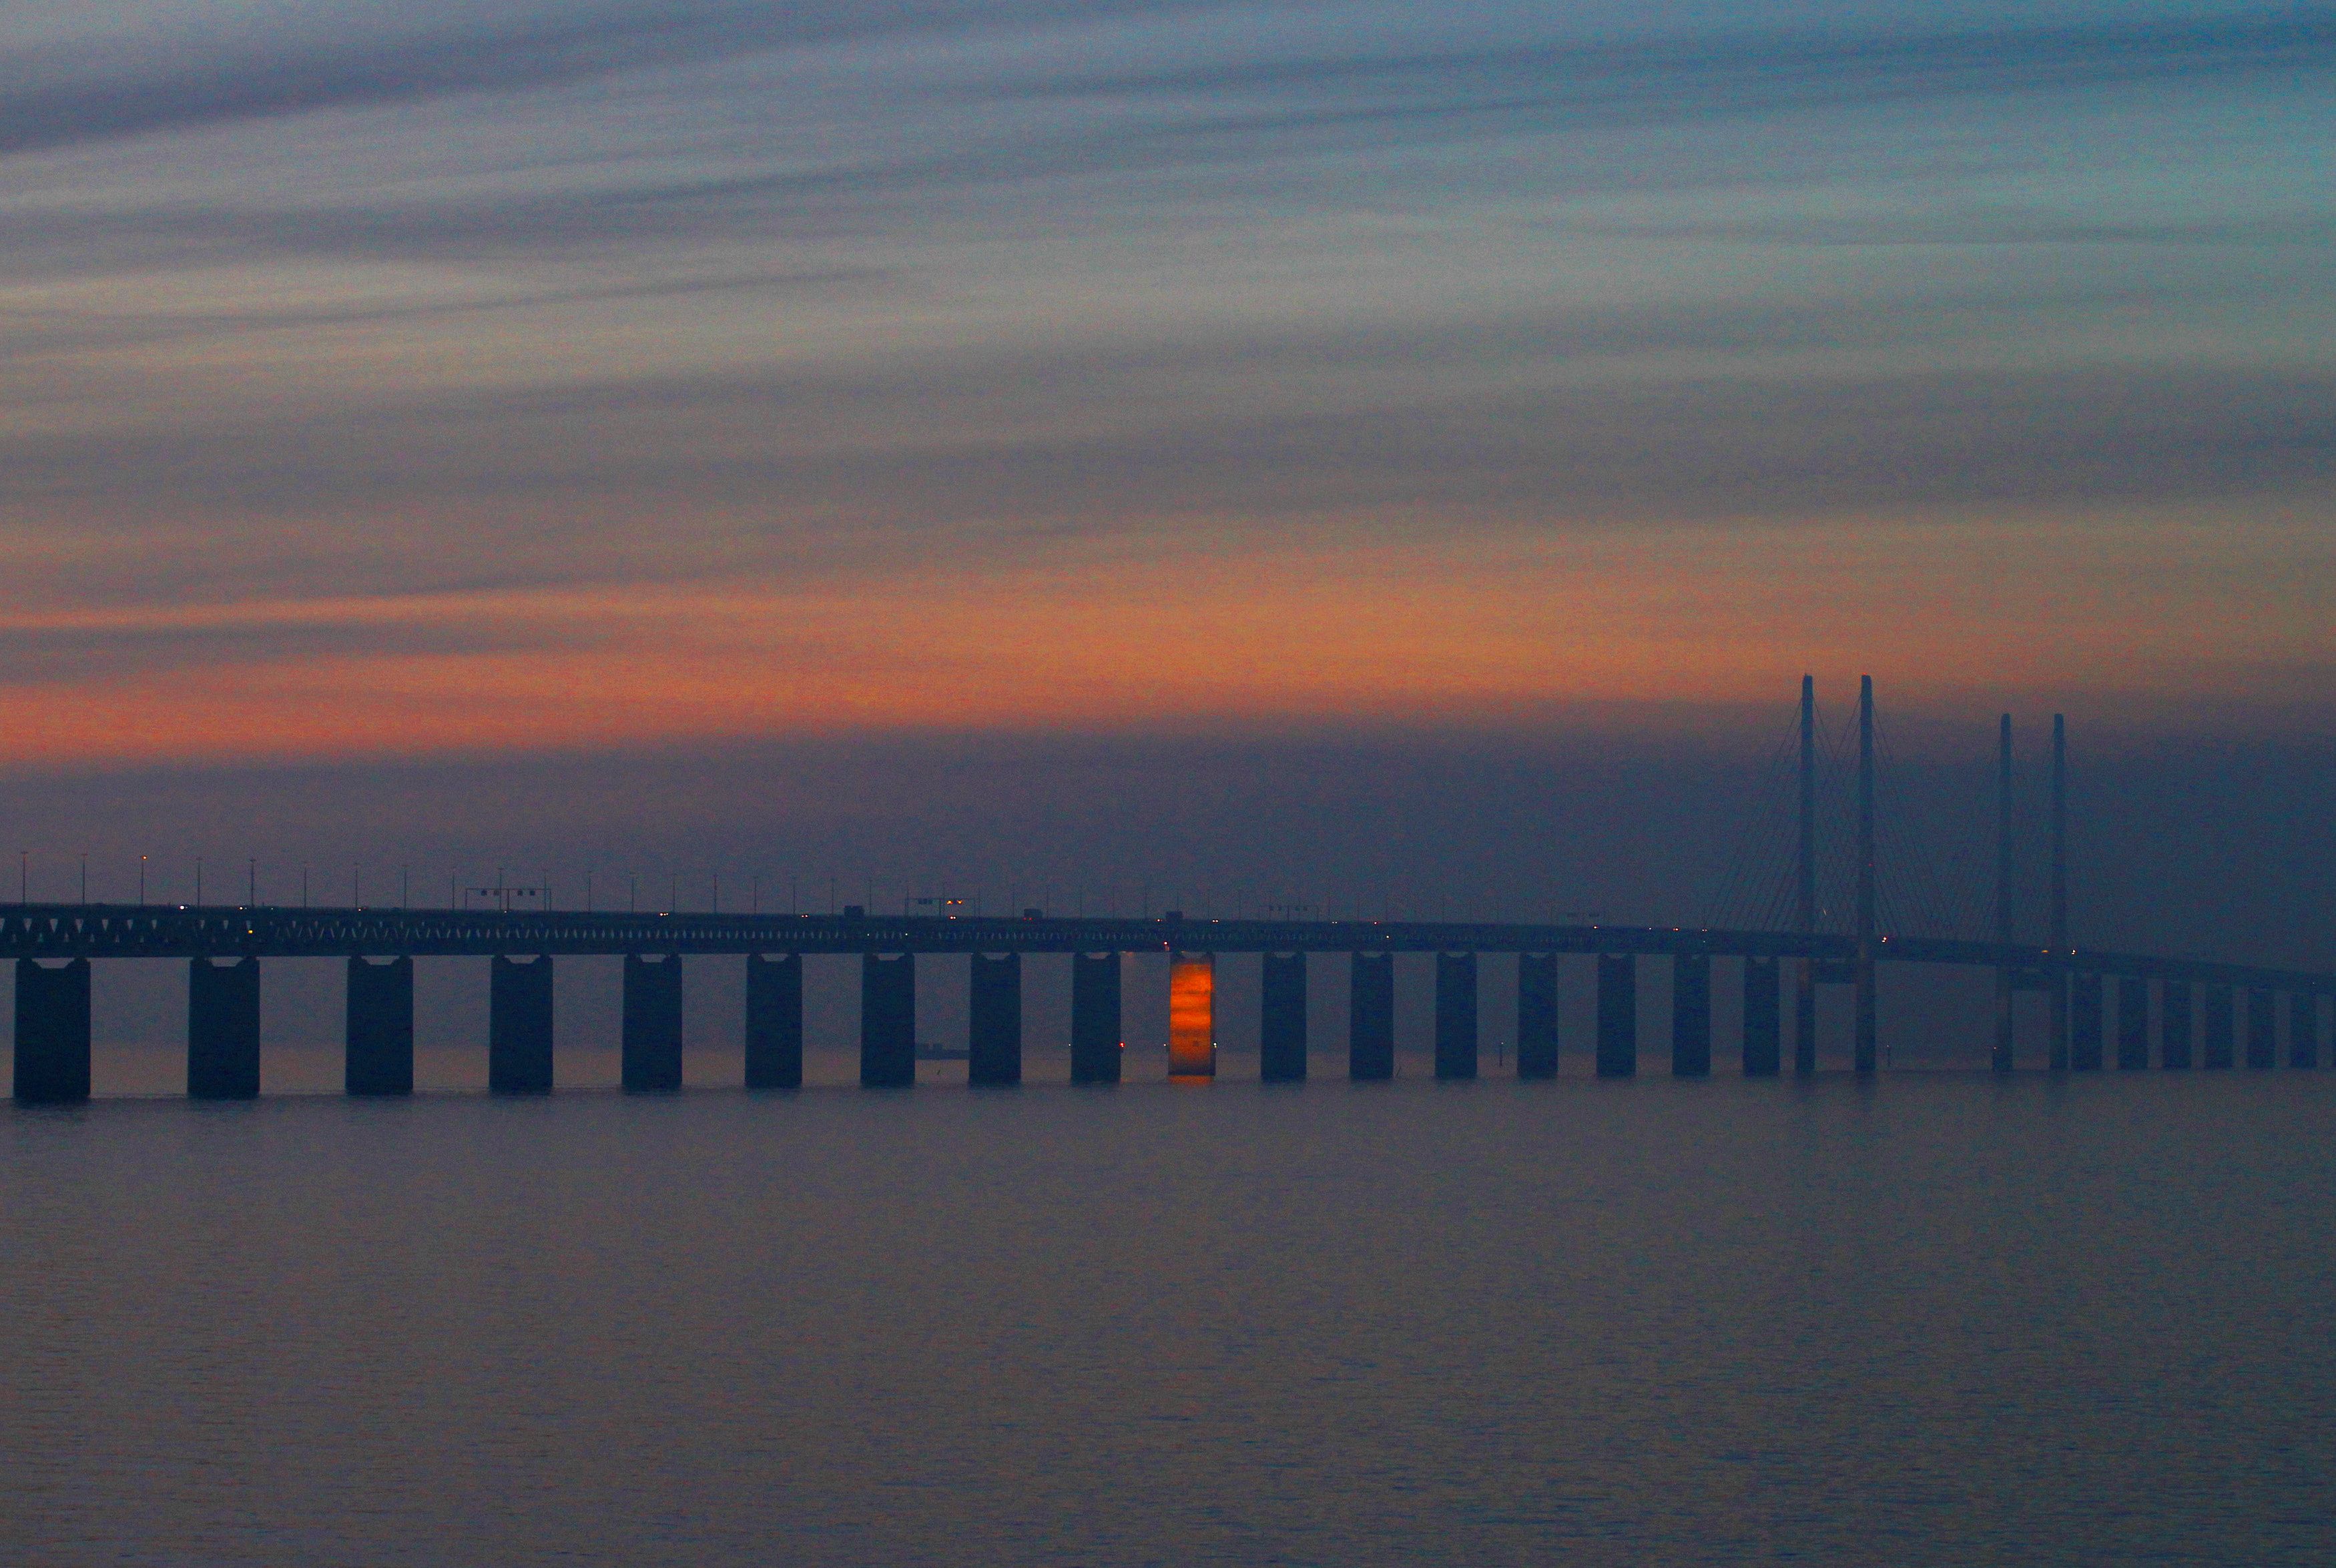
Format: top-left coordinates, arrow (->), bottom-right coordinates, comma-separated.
4,1070 -> 2331,1565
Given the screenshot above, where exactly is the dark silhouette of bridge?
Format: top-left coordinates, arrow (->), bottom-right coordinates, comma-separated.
9,679 -> 2332,1102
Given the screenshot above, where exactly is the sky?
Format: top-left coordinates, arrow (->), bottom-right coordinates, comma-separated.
1,1 -> 2332,979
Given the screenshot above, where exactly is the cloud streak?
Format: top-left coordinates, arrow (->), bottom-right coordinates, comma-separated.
1013,9 -> 2336,119
0,0 -> 1199,158
7,318 -> 2329,554
3,509 -> 2329,769
13,5 -> 2328,169
1,0 -> 2329,768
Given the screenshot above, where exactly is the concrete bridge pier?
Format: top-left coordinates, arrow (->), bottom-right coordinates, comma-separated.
861,954 -> 916,1088
13,957 -> 91,1105
1793,963 -> 1817,1076
1992,967 -> 2016,1076
968,952 -> 1023,1086
2245,989 -> 2276,1070
189,957 -> 261,1100
2291,992 -> 2321,1070
1071,952 -> 1121,1085
2069,973 -> 2104,1072
1349,953 -> 1394,1081
1259,953 -> 1307,1084
1596,954 -> 1637,1078
1671,953 -> 1711,1077
2048,973 -> 2071,1073
621,954 -> 684,1093
1434,953 -> 1476,1080
489,955 -> 555,1094
1853,958 -> 1877,1077
2202,984 -> 2235,1070
2116,978 -> 2149,1069
745,954 -> 804,1089
2162,982 -> 2194,1070
1742,958 -> 1781,1076
345,956 -> 414,1097
1516,953 -> 1558,1080
1167,951 -> 1216,1080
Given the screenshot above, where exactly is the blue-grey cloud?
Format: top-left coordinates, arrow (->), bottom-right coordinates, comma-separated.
1569,212 -> 2336,248
7,338 -> 2327,608
0,0 -> 1203,158
0,266 -> 884,360
11,7 -> 2329,272
1001,9 -> 2336,125
1,3 -> 2329,642
0,613 -> 583,685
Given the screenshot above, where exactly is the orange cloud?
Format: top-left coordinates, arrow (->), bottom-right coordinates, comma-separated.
2,503 -> 2328,769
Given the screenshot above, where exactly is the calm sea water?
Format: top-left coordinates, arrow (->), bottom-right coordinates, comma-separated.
4,1061 -> 2333,1566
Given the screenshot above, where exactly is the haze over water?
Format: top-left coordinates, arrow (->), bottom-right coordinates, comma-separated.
6,1069 -> 2332,1565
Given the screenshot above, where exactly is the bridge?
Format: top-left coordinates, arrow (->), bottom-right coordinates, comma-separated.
9,678 -> 2333,1101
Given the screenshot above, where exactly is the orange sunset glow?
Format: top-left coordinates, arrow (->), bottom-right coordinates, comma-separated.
5,507 -> 2327,770
1167,953 -> 1217,1080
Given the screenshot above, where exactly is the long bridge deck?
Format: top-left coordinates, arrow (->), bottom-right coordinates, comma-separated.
2,903 -> 2329,993
9,903 -> 2331,1102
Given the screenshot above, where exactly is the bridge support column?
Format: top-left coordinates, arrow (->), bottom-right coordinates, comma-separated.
1596,955 -> 1637,1078
1516,953 -> 1558,1080
189,957 -> 261,1100
1349,952 -> 1394,1081
2115,978 -> 2149,1069
1671,953 -> 1711,1078
1260,953 -> 1307,1084
2162,982 -> 2193,1070
1742,958 -> 1781,1077
489,955 -> 555,1094
745,953 -> 804,1089
1071,952 -> 1121,1085
2048,972 -> 2070,1073
1168,951 -> 1216,1080
2069,973 -> 2104,1072
2202,984 -> 2234,1070
621,954 -> 683,1093
1434,953 -> 1476,1081
1793,961 -> 1817,1076
1992,713 -> 2015,1076
969,953 -> 1022,1086
861,954 -> 916,1088
345,956 -> 414,1097
1992,967 -> 2015,1075
13,958 -> 91,1105
2291,992 -> 2321,1071
2245,988 -> 2276,1070
1853,959 -> 1877,1076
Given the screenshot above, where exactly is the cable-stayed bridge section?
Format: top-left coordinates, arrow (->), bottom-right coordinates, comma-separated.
7,678 -> 2331,1102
